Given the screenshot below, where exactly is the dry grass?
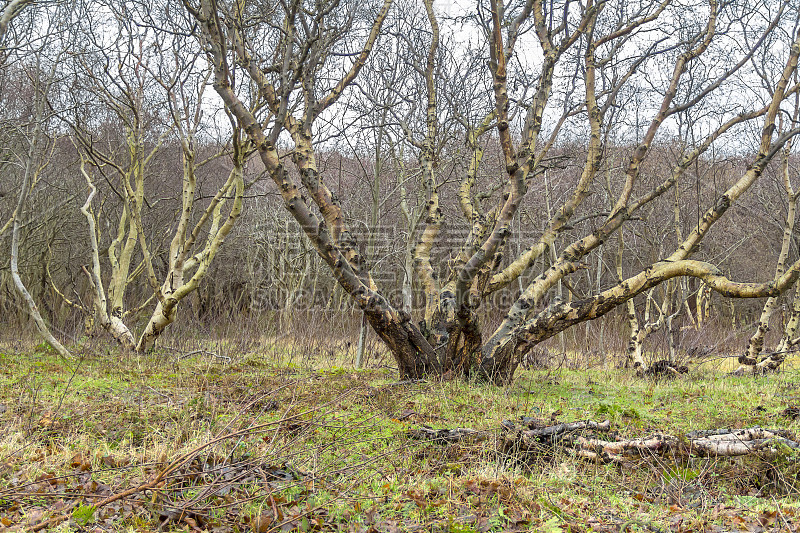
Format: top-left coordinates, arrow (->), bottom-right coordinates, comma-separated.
0,339 -> 799,532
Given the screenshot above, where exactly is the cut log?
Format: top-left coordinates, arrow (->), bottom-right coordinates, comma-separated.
574,435 -> 676,456
569,429 -> 800,462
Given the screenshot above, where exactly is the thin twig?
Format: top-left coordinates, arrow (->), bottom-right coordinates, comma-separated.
176,349 -> 231,362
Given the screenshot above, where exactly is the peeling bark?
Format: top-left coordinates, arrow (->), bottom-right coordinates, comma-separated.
499,419 -> 800,463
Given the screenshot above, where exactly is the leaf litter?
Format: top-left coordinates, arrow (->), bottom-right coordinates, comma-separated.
1,351 -> 800,531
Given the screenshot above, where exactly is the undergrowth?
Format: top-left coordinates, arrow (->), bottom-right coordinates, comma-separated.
0,341 -> 799,532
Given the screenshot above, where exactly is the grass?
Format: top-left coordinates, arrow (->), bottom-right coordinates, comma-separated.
0,340 -> 799,532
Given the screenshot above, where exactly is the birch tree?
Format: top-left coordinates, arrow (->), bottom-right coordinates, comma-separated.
3,1 -> 75,357
0,0 -> 39,239
58,0 -> 245,351
735,113 -> 800,374
62,2 -> 169,348
188,0 -> 800,383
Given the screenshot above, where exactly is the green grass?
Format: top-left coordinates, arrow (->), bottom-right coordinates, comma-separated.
0,343 -> 799,532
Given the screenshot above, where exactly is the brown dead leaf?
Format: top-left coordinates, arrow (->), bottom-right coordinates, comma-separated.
729,514 -> 747,527
39,412 -> 56,428
465,479 -> 480,494
406,490 -> 426,508
70,454 -> 89,470
35,472 -> 59,487
251,513 -> 274,532
184,516 -> 203,532
758,510 -> 777,527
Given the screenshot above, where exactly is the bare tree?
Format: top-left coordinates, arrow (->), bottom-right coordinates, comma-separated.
0,0 -> 38,238
51,0 -> 245,351
4,1 -> 74,357
184,0 -> 800,383
736,112 -> 800,373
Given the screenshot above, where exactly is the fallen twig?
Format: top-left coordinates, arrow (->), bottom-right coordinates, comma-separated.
406,426 -> 486,443
177,349 -> 230,362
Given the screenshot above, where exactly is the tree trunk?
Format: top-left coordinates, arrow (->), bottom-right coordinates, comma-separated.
77,162 -> 137,350
191,0 -> 800,385
136,297 -> 177,352
136,165 -> 243,352
355,312 -> 368,369
756,283 -> 800,371
736,139 -> 799,374
9,55 -> 71,359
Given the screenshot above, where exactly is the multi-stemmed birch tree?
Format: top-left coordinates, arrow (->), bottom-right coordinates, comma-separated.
51,0 -> 245,352
736,110 -> 800,374
186,0 -> 800,383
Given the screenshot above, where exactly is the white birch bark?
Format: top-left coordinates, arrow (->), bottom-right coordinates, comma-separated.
77,159 -> 136,349
737,138 -> 799,373
9,48 -> 71,358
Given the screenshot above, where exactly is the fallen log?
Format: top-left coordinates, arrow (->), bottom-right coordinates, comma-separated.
502,419 -> 612,439
685,427 -> 794,440
641,360 -> 688,379
498,418 -> 614,458
552,426 -> 799,462
408,418 -> 800,464
690,436 -> 800,457
570,433 -> 800,462
526,419 -> 611,436
573,434 -> 677,462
